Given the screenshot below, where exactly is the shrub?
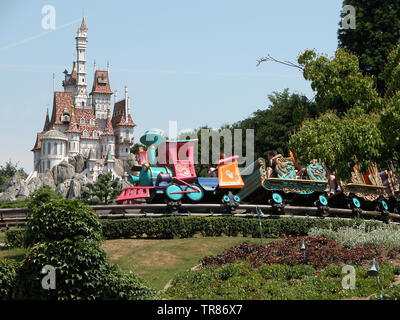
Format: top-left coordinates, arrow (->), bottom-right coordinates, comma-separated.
308,223 -> 400,249
14,239 -> 154,300
201,237 -> 382,270
13,197 -> 155,300
24,199 -> 103,247
163,261 -> 396,300
5,228 -> 25,248
27,186 -> 62,210
100,216 -> 385,240
0,259 -> 18,299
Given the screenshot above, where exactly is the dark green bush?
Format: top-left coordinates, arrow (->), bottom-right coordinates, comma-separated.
14,239 -> 154,300
12,196 -> 155,300
0,259 -> 18,299
101,216 -> 386,240
5,228 -> 25,248
27,186 -> 62,210
24,199 -> 103,247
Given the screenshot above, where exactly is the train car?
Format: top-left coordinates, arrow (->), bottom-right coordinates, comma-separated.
237,156 -> 329,211
115,130 -> 244,210
328,164 -> 399,215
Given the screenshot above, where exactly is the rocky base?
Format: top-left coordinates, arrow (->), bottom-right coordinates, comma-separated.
0,154 -> 137,202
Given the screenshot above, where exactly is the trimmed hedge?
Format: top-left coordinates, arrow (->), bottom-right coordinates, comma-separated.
6,217 -> 389,245
101,216 -> 387,240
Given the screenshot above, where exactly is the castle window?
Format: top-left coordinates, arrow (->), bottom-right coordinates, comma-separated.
83,130 -> 88,137
80,118 -> 85,124
93,131 -> 97,137
90,119 -> 95,125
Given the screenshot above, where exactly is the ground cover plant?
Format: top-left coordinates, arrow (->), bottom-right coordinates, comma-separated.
308,223 -> 400,249
162,236 -> 400,300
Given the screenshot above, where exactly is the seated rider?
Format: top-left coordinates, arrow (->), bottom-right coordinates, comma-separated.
266,150 -> 282,178
208,153 -> 226,177
325,164 -> 340,195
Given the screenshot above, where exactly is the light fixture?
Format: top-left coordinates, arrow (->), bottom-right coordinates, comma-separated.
367,258 -> 383,300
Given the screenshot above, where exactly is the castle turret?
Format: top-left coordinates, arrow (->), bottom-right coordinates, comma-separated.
75,16 -> 88,108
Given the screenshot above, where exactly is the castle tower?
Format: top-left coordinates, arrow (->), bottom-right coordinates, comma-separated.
90,68 -> 113,129
65,106 -> 80,157
100,108 -> 115,158
75,16 -> 88,108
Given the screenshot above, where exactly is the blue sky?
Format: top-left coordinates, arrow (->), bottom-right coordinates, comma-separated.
0,0 -> 342,172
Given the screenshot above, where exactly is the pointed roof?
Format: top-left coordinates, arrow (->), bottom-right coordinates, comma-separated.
31,132 -> 43,151
102,109 -> 114,136
90,70 -> 113,95
63,62 -> 77,87
111,99 -> 136,128
79,16 -> 88,32
43,109 -> 50,131
65,107 -> 80,134
50,92 -> 73,125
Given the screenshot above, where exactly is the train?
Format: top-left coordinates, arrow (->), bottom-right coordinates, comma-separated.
115,130 -> 400,217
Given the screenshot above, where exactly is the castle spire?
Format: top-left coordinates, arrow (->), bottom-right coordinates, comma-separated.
79,15 -> 88,32
75,15 -> 88,108
43,108 -> 50,131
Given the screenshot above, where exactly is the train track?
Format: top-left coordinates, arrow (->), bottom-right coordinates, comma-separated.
1,203 -> 399,227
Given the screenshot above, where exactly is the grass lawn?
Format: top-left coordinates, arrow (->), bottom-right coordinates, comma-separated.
102,236 -> 275,290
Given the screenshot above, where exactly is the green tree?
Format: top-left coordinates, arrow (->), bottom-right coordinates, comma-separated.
289,108 -> 383,180
81,173 -> 122,205
231,89 -> 317,159
0,160 -> 27,187
338,0 -> 400,94
298,49 -> 382,114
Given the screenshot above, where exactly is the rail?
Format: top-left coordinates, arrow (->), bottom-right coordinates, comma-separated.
1,203 -> 399,227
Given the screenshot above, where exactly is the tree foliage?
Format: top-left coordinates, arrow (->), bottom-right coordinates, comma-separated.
81,173 -> 122,205
298,49 -> 382,114
338,0 -> 400,94
0,160 -> 27,188
231,89 -> 317,159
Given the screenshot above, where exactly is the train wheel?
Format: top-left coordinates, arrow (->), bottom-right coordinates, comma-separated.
186,184 -> 204,202
166,184 -> 184,201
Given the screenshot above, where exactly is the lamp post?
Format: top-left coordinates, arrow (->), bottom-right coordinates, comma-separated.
300,239 -> 307,276
367,258 -> 383,300
256,207 -> 264,243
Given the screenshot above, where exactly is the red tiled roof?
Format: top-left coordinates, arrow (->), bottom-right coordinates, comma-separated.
90,70 -> 113,95
74,108 -> 100,137
31,132 -> 43,151
50,92 -> 73,125
111,99 -> 136,128
65,113 -> 80,133
102,116 -> 114,136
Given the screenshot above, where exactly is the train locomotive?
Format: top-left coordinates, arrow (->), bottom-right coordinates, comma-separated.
115,130 -> 244,211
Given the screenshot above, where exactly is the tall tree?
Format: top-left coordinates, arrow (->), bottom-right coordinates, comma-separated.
338,0 -> 400,94
231,89 -> 317,159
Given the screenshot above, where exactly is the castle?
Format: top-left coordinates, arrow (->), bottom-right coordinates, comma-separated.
31,17 -> 136,181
